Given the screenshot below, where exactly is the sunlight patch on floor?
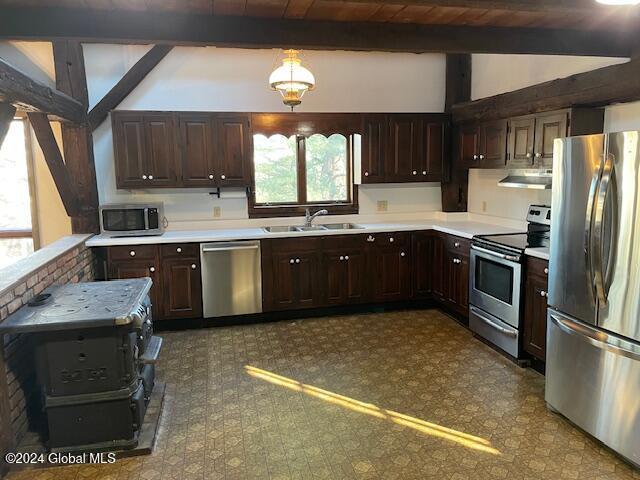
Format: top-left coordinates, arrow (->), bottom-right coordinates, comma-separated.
245,365 -> 501,455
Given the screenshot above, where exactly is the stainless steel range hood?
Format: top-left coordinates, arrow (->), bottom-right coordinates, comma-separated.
498,169 -> 552,190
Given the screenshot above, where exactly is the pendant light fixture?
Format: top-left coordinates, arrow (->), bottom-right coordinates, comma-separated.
269,49 -> 315,110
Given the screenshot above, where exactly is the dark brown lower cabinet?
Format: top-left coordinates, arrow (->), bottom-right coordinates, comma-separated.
322,235 -> 368,305
523,257 -> 549,361
371,232 -> 411,302
106,244 -> 203,321
444,248 -> 469,316
412,231 -> 435,298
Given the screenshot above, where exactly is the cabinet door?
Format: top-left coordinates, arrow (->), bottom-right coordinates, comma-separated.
323,249 -> 367,305
215,114 -> 252,187
293,251 -> 321,308
412,232 -> 433,298
107,259 -> 161,318
445,250 -> 470,316
265,252 -> 298,310
388,114 -> 420,181
507,116 -> 536,168
361,114 -> 387,183
113,113 -> 147,189
161,257 -> 202,319
431,234 -> 446,300
372,240 -> 411,302
422,121 -> 445,180
178,113 -> 217,187
480,120 -> 508,168
144,113 -> 178,186
459,124 -> 481,168
534,112 -> 568,168
523,274 -> 548,361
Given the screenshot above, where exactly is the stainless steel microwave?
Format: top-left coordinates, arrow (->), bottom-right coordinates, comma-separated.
99,203 -> 165,237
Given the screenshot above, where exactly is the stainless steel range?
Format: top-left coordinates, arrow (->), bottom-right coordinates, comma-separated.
0,279 -> 162,452
469,205 -> 550,358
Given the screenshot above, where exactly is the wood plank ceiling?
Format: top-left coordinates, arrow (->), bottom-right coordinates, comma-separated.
0,0 -> 638,32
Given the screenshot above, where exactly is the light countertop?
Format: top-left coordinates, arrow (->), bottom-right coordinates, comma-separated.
86,213 -> 525,247
524,247 -> 550,261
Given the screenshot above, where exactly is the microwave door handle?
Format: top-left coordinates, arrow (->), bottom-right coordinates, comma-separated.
593,153 -> 617,305
585,155 -> 603,303
144,207 -> 149,230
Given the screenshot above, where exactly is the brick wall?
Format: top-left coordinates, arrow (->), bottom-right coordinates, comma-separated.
0,242 -> 96,475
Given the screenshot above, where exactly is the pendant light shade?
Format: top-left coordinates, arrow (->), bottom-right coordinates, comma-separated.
269,49 -> 315,110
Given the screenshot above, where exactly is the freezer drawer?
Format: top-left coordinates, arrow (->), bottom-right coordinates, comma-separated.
546,308 -> 640,467
201,241 -> 263,318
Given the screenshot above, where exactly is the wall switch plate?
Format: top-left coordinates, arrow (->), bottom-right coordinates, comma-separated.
377,200 -> 388,212
213,206 -> 221,218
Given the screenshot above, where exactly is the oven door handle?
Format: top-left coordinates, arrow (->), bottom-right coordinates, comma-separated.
471,245 -> 520,262
470,306 -> 518,337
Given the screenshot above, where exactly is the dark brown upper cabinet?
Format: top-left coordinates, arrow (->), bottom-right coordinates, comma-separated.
479,120 -> 508,168
113,112 -> 178,188
458,123 -> 481,168
113,110 -> 252,189
215,114 -> 252,187
178,113 -> 217,187
360,113 -> 448,184
534,111 -> 568,168
361,114 -> 388,183
507,116 -> 536,168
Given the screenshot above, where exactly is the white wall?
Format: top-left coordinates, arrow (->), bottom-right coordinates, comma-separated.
605,101 -> 640,133
471,54 -> 628,100
85,46 -> 447,222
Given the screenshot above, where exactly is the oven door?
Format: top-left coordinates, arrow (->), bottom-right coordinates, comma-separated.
470,245 -> 522,328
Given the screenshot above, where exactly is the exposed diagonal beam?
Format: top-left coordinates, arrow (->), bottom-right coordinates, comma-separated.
0,6 -> 633,57
88,45 -> 173,131
27,112 -> 80,217
452,58 -> 640,123
0,57 -> 86,124
0,103 -> 16,147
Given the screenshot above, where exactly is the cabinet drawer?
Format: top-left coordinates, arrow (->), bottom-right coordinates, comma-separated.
108,245 -> 158,261
160,243 -> 200,258
526,256 -> 549,279
444,235 -> 470,253
365,232 -> 410,246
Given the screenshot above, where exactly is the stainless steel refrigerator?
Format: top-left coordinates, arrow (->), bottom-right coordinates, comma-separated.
547,131 -> 640,467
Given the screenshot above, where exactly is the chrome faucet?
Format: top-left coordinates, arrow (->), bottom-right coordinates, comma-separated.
304,208 -> 328,227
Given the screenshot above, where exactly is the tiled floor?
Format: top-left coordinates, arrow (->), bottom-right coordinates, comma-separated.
8,309 -> 639,480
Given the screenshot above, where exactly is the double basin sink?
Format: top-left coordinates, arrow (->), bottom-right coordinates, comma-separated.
263,223 -> 364,233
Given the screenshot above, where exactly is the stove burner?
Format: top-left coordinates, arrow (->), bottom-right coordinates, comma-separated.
28,293 -> 52,307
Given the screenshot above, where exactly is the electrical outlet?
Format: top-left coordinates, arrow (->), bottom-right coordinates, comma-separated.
213,206 -> 221,218
481,201 -> 487,213
377,200 -> 388,212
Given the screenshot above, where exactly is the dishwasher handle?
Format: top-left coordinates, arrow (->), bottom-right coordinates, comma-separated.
202,243 -> 260,253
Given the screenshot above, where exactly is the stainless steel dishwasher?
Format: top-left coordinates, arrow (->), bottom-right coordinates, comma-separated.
200,240 -> 262,317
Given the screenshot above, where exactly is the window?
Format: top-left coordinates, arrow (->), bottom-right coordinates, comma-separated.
0,117 -> 36,269
249,114 -> 359,217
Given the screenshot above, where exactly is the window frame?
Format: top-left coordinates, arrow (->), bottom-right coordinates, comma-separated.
248,113 -> 360,218
0,114 -> 39,249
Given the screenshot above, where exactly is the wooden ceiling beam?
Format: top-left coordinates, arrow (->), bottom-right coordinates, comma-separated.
452,58 -> 640,123
27,112 -> 81,217
0,57 -> 86,124
0,6 -> 633,57
0,103 -> 17,147
88,45 -> 173,131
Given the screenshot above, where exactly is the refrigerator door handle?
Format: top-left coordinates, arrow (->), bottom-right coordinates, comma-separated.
550,312 -> 640,362
585,156 -> 603,302
593,153 -> 616,305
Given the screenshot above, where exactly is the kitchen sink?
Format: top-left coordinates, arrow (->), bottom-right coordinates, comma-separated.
296,225 -> 329,232
263,223 -> 364,233
322,223 -> 364,230
262,226 -> 300,233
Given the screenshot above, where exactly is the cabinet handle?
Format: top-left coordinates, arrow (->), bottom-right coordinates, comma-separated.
400,252 -> 406,257
535,152 -> 542,158
176,247 -> 182,253
473,154 -> 478,160
191,264 -> 197,270
389,237 -> 394,243
129,250 -> 136,257
208,174 -> 214,180
141,175 -> 147,180
540,290 -> 547,297
364,171 -> 369,177
544,267 -> 549,274
148,175 -> 154,180
149,266 -> 155,273
454,241 -> 460,248
340,255 -> 345,261
289,259 -> 295,264
412,170 -> 417,175
366,235 -> 375,242
479,154 -> 485,160
453,258 -> 461,264
526,153 -> 532,158
220,174 -> 226,180
422,171 -> 427,175
295,258 -> 301,264
345,255 -> 349,261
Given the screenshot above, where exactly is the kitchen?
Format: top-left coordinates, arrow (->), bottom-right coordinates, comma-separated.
0,1 -> 639,479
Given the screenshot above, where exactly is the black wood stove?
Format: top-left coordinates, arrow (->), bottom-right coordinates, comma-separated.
0,279 -> 161,452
